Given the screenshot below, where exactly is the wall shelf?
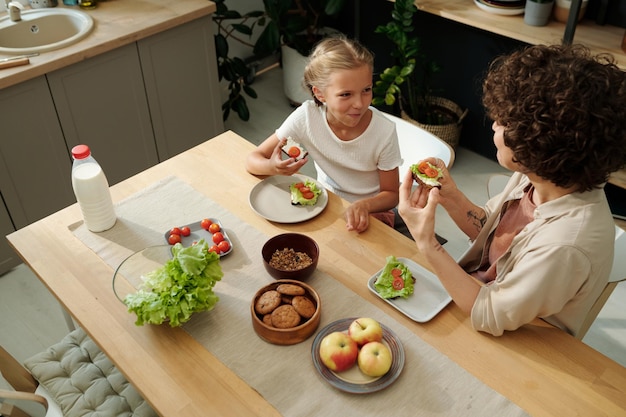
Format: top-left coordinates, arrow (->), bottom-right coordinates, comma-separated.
415,0 -> 626,70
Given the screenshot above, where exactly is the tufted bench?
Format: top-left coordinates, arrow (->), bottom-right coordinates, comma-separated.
22,328 -> 156,417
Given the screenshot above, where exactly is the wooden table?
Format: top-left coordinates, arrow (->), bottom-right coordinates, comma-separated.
7,131 -> 626,417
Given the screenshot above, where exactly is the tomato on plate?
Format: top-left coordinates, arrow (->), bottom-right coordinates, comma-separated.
392,277 -> 405,290
301,191 -> 315,199
168,233 -> 182,245
170,227 -> 182,236
208,222 -> 221,234
217,240 -> 231,253
212,232 -> 225,244
200,218 -> 212,230
180,226 -> 191,236
208,245 -> 220,254
293,182 -> 304,189
391,268 -> 402,278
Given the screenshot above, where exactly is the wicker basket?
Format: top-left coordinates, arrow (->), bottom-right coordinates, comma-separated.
401,96 -> 468,149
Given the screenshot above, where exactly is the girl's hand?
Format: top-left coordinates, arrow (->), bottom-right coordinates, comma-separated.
345,201 -> 370,233
271,138 -> 307,176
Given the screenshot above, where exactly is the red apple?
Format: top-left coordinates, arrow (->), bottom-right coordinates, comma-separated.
357,341 -> 392,377
348,317 -> 383,346
319,331 -> 358,372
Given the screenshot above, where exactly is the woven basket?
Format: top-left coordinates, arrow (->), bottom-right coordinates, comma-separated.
401,96 -> 468,149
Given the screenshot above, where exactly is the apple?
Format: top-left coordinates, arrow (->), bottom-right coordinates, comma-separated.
348,317 -> 383,346
319,331 -> 358,372
357,341 -> 393,377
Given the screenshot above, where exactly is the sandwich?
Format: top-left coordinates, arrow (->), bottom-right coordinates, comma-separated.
410,161 -> 444,188
282,136 -> 308,161
290,180 -> 321,206
374,256 -> 415,299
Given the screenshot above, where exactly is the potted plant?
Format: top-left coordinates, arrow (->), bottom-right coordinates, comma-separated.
372,0 -> 467,148
213,0 -> 346,121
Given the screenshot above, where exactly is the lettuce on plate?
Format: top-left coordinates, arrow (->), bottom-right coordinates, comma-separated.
374,255 -> 414,299
125,239 -> 223,327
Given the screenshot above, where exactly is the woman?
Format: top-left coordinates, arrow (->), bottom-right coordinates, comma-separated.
246,36 -> 402,233
398,44 -> 626,337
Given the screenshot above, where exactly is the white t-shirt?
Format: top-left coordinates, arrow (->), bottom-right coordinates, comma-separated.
275,101 -> 402,202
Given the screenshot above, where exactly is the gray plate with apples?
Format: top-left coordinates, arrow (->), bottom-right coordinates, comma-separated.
311,317 -> 405,394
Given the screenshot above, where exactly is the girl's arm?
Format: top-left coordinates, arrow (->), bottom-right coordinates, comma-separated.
245,133 -> 307,176
345,168 -> 400,233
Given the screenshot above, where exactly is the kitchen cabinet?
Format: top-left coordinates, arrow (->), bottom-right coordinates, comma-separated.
0,194 -> 21,275
0,15 -> 224,274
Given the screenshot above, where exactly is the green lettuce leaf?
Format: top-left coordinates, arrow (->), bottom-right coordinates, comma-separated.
124,239 -> 223,327
374,255 -> 414,299
290,180 -> 322,206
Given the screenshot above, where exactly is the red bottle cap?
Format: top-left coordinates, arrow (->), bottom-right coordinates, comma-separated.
71,144 -> 91,159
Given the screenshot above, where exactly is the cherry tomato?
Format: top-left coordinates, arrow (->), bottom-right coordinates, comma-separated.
392,277 -> 405,290
418,161 -> 431,174
208,222 -> 221,234
170,227 -> 182,236
293,182 -> 305,189
212,232 -> 225,244
208,245 -> 221,254
391,268 -> 402,278
180,226 -> 191,236
302,191 -> 315,199
424,167 -> 439,178
287,146 -> 301,158
168,233 -> 182,245
217,240 -> 231,253
299,186 -> 310,193
200,218 -> 212,230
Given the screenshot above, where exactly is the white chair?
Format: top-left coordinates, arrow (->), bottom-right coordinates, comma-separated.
486,173 -> 626,340
0,328 -> 155,417
382,112 -> 455,178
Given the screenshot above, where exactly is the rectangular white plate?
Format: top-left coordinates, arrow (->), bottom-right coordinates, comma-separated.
367,257 -> 452,323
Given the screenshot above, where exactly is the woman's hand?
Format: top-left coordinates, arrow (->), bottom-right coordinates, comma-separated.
398,168 -> 441,251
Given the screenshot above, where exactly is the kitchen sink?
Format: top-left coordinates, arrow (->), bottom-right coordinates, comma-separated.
0,8 -> 94,54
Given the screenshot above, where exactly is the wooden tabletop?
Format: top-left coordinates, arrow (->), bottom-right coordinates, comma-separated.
7,131 -> 626,417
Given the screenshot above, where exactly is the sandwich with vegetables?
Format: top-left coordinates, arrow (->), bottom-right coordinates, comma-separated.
290,180 -> 322,206
282,136 -> 308,161
410,161 -> 444,188
374,256 -> 415,299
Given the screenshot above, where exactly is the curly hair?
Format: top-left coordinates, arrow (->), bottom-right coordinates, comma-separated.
304,35 -> 374,106
482,44 -> 626,192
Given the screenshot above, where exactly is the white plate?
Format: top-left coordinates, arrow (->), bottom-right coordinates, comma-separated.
248,174 -> 328,223
368,257 -> 452,322
474,0 -> 525,15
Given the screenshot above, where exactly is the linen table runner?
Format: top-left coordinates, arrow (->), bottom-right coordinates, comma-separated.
71,176 -> 528,417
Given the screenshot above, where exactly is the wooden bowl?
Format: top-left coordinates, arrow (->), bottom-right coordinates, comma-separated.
251,279 -> 321,345
261,233 -> 319,281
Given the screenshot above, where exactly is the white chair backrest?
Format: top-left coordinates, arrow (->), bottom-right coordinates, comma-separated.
487,173 -> 511,199
382,112 -> 455,178
610,226 -> 626,284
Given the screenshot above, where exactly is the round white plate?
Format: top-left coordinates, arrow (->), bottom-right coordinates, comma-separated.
474,0 -> 525,15
248,174 -> 328,223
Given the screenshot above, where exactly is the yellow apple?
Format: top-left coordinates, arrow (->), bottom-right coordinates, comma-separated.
319,331 -> 358,372
348,317 -> 383,346
357,341 -> 392,377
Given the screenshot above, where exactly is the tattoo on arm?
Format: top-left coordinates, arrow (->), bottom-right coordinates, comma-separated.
467,209 -> 487,233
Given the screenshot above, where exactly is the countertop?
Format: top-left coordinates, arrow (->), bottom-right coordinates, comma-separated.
0,0 -> 216,90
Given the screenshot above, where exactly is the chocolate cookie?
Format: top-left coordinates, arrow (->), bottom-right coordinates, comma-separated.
292,295 -> 316,319
276,283 -> 305,296
271,304 -> 301,328
255,290 -> 281,315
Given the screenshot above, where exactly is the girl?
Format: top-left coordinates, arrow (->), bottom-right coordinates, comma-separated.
245,36 -> 402,233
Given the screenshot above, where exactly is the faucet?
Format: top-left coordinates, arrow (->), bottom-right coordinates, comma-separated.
5,1 -> 24,22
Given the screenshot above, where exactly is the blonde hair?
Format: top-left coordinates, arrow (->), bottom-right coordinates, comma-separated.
303,36 -> 375,106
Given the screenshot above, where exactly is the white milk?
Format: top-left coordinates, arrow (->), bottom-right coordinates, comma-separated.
71,151 -> 116,232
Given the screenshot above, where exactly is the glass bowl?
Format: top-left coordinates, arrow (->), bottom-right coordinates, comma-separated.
112,245 -> 173,305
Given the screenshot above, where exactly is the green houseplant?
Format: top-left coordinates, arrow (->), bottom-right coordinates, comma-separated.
372,0 -> 466,148
213,0 -> 347,121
